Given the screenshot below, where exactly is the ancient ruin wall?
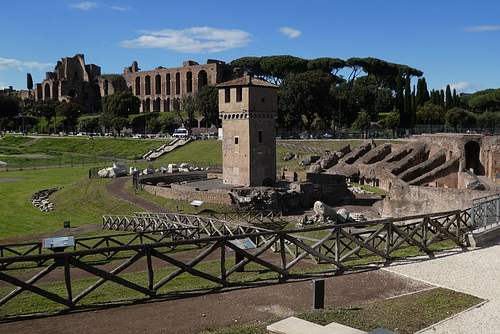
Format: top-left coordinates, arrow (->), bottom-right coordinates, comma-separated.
378,184 -> 498,217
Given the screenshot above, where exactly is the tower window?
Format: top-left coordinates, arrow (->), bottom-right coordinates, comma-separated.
234,136 -> 239,145
258,130 -> 263,143
225,87 -> 231,103
236,86 -> 242,102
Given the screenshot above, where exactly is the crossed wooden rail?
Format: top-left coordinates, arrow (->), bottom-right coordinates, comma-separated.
0,209 -> 471,312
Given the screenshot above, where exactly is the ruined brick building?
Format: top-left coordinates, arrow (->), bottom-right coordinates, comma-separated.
33,54 -> 238,117
122,59 -> 237,113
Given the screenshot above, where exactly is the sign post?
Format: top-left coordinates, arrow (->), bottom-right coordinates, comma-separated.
190,200 -> 204,214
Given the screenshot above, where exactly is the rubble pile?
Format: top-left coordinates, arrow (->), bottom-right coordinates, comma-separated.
30,187 -> 63,212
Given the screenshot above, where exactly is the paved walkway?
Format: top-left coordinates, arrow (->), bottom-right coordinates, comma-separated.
381,239 -> 500,334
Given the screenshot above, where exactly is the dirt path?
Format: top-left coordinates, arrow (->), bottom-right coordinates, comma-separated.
0,267 -> 432,334
106,176 -> 172,213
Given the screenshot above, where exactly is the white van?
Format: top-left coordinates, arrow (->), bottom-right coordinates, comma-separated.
172,128 -> 189,138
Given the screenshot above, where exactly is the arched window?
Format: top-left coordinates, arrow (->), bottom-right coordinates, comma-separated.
198,70 -> 208,91
135,77 -> 141,95
166,74 -> 171,95
155,74 -> 161,95
44,83 -> 51,98
145,76 -> 151,95
175,72 -> 180,94
154,98 -> 161,112
186,71 -> 193,93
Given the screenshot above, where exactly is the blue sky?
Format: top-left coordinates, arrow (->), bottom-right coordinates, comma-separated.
1,0 -> 500,94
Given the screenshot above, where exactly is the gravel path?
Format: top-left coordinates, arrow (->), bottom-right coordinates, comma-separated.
381,239 -> 500,334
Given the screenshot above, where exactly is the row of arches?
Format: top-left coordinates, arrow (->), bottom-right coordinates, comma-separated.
133,70 -> 209,97
36,82 -> 78,100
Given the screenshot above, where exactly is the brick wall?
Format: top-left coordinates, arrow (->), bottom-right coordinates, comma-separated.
143,184 -> 233,205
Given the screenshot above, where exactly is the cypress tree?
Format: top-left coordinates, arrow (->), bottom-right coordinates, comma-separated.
396,69 -> 404,114
445,85 -> 452,110
403,73 -> 411,127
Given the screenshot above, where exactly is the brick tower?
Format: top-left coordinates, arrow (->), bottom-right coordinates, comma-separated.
218,74 -> 279,187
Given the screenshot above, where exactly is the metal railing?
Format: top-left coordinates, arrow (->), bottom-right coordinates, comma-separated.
470,193 -> 500,231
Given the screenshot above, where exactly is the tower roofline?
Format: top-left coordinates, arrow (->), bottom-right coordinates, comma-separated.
217,74 -> 278,88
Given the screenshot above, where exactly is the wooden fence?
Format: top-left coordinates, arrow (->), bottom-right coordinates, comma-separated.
0,209 -> 471,312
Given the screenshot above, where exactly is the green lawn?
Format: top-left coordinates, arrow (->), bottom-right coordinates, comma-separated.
0,167 -> 143,238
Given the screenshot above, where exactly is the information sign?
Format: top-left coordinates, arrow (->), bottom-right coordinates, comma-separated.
42,236 -> 75,249
225,238 -> 256,252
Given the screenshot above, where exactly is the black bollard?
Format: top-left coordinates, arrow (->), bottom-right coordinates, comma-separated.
312,278 -> 325,309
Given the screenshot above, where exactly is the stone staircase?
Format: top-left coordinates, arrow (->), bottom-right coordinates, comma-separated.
143,138 -> 192,161
267,316 -> 397,334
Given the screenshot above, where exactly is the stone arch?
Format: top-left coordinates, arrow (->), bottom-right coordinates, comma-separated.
135,77 -> 141,95
144,98 -> 151,112
186,71 -> 193,93
155,74 -> 161,95
465,141 -> 484,175
166,74 -> 171,95
44,83 -> 51,98
198,70 -> 208,91
175,72 -> 180,94
164,98 -> 170,112
68,89 -> 77,98
145,76 -> 151,95
154,98 -> 161,112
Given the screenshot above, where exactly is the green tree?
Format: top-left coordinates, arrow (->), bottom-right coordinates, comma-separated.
98,112 -> 114,133
307,57 -> 345,75
279,70 -> 333,130
102,91 -> 140,117
230,57 -> 265,77
78,117 -> 99,133
178,95 -> 197,133
385,110 -> 400,138
196,85 -> 220,128
352,110 -> 371,137
56,101 -> 83,132
111,117 -> 129,136
477,111 -> 500,129
259,55 -> 308,84
445,85 -> 452,111
32,98 -> 60,132
416,77 -> 430,106
402,74 -> 412,127
0,94 -> 20,119
445,107 -> 476,129
27,73 -> 33,91
416,102 -> 445,125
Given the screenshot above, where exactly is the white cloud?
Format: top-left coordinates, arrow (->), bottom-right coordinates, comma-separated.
443,82 -> 474,93
278,27 -> 301,38
110,5 -> 131,11
0,57 -> 54,72
0,82 -> 9,89
68,2 -> 130,11
462,25 -> 500,32
68,1 -> 100,10
121,27 -> 252,53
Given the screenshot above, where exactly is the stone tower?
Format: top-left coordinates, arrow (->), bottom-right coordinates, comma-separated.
218,74 -> 279,187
